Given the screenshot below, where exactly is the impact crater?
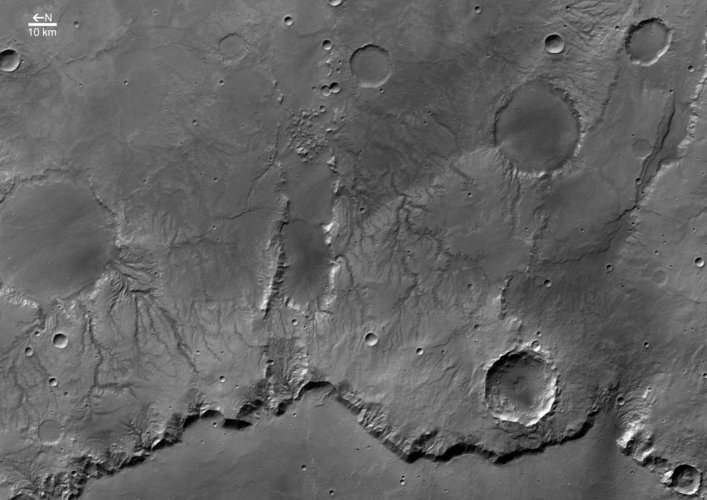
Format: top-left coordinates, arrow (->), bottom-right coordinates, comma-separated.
484,349 -> 557,426
0,180 -> 115,301
0,49 -> 20,72
666,464 -> 702,496
626,18 -> 671,65
350,44 -> 392,88
38,419 -> 62,444
494,84 -> 579,173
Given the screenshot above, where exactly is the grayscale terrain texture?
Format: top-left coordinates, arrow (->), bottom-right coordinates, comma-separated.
0,0 -> 706,499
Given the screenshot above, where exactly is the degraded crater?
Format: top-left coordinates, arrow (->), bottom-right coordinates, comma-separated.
626,18 -> 671,65
38,419 -> 62,444
666,464 -> 702,496
218,33 -> 248,63
0,180 -> 115,301
494,84 -> 580,173
484,349 -> 557,426
350,44 -> 392,88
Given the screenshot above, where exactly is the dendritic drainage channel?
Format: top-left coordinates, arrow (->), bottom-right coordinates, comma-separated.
0,1 -> 704,500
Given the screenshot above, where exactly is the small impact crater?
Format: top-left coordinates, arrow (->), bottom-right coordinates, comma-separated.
52,332 -> 68,349
350,44 -> 392,88
494,84 -> 580,173
665,464 -> 701,496
0,49 -> 20,72
544,33 -> 565,54
626,18 -> 670,66
485,349 -> 557,426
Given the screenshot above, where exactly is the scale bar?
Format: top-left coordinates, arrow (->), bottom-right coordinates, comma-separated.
28,23 -> 57,27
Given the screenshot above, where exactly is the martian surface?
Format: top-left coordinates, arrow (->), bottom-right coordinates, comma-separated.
0,0 -> 706,499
